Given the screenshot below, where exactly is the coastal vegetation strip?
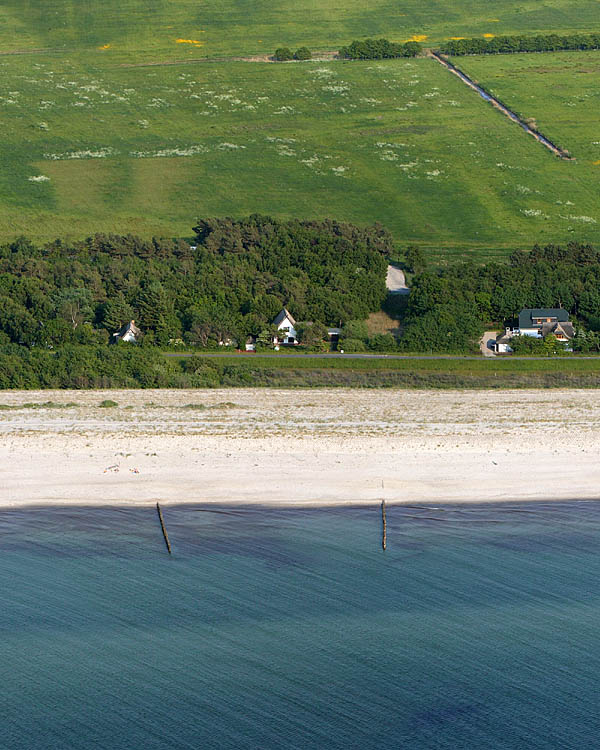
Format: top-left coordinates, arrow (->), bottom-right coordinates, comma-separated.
3,221 -> 600,359
4,345 -> 600,390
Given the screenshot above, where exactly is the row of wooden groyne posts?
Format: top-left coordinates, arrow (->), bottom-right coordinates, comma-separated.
155,501 -> 389,555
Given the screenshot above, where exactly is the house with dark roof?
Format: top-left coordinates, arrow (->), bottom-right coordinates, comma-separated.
517,309 -> 572,337
492,308 -> 574,353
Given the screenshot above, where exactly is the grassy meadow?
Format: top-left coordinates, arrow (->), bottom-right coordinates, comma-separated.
2,52 -> 600,259
165,352 -> 600,388
457,50 -> 600,166
0,0 -> 599,60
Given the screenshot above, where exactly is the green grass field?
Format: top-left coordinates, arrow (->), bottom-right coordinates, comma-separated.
455,50 -> 600,166
0,0 -> 599,60
1,2 -> 599,259
2,51 -> 599,259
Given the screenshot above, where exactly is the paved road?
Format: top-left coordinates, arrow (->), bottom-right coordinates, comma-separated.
163,351 -> 600,361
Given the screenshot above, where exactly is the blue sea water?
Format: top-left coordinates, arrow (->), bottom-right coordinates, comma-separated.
2,502 -> 600,749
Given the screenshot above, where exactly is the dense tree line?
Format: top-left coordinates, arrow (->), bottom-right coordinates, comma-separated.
399,242 -> 600,353
339,38 -> 421,60
439,33 -> 600,56
0,216 -> 390,349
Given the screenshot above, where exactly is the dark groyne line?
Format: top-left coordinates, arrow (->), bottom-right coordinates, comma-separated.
429,51 -> 574,160
381,500 -> 387,551
156,502 -> 172,554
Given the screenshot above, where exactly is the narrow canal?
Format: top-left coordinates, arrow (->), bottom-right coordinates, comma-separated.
429,51 -> 574,160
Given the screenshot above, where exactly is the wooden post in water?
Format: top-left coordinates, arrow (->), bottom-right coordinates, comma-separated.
381,499 -> 387,551
156,502 -> 172,554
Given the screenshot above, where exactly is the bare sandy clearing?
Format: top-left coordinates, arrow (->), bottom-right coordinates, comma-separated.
386,265 -> 409,294
1,388 -> 599,507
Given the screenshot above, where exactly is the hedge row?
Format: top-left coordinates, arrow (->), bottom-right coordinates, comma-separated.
339,38 -> 421,60
439,33 -> 600,56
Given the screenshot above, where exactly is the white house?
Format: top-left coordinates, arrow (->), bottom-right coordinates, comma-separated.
112,320 -> 141,344
273,308 -> 298,344
493,330 -> 514,354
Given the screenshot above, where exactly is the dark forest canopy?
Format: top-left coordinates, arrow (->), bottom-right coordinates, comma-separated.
400,242 -> 600,352
0,216 -> 390,348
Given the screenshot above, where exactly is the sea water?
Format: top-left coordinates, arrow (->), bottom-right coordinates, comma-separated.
2,502 -> 600,749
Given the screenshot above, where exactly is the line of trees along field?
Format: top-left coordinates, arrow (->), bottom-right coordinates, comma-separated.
439,33 -> 600,56
0,216 -> 389,349
339,38 -> 421,59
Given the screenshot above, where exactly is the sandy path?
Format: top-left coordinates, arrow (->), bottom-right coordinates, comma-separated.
2,388 -> 600,508
386,265 -> 409,294
479,331 -> 497,357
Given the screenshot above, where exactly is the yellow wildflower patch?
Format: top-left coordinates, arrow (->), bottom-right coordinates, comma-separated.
488,18 -> 500,22
406,34 -> 427,42
593,160 -> 600,166
98,44 -> 111,50
176,38 -> 205,46
483,33 -> 495,39
449,37 -> 465,40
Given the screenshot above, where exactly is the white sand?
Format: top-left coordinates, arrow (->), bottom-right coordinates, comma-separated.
1,388 -> 599,508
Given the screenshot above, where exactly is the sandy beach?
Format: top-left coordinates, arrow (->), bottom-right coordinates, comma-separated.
1,388 -> 600,507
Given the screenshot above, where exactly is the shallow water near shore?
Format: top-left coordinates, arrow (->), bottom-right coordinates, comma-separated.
2,501 -> 600,749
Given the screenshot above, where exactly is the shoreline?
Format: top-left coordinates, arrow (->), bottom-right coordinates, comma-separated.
1,497 -> 598,512
3,388 -> 600,509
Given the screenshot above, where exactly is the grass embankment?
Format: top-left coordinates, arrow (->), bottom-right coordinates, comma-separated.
2,53 -> 599,257
1,0 -> 599,59
176,354 -> 600,388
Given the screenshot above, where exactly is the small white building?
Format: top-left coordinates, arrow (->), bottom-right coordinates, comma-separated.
273,308 -> 298,344
492,330 -> 514,354
112,320 -> 141,344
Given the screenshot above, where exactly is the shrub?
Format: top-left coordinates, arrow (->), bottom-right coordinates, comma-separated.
367,333 -> 398,352
340,338 -> 367,352
99,399 -> 118,408
274,47 -> 294,61
294,47 -> 312,60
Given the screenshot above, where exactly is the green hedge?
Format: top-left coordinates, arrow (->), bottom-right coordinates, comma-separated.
339,38 -> 421,60
440,33 -> 600,56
